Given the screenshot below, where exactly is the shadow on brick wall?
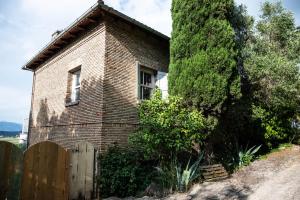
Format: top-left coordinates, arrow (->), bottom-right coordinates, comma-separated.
30,77 -> 138,151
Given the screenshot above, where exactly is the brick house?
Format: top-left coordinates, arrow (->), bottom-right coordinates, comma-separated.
23,1 -> 170,151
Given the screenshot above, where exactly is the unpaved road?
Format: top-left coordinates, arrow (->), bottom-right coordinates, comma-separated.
177,145 -> 300,200
248,160 -> 300,200
106,145 -> 300,200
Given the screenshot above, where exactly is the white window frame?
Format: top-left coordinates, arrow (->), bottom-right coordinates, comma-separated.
71,69 -> 81,102
138,66 -> 156,100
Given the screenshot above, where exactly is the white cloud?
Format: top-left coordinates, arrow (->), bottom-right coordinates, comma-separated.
0,14 -> 5,23
17,0 -> 172,60
0,86 -> 31,123
105,0 -> 122,9
21,0 -> 97,21
105,0 -> 172,36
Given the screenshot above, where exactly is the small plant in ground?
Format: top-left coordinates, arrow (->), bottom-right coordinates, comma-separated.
233,145 -> 261,168
176,153 -> 204,192
154,161 -> 177,195
154,153 -> 204,194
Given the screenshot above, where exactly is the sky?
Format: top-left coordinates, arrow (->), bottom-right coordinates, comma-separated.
0,0 -> 299,124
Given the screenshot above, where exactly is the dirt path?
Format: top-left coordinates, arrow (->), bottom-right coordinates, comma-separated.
169,145 -> 300,200
106,145 -> 300,200
248,161 -> 300,200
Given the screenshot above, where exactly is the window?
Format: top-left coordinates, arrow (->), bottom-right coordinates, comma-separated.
155,71 -> 168,99
71,69 -> 81,102
139,67 -> 155,100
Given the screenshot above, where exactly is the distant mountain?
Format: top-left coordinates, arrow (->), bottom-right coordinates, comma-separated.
0,121 -> 22,132
0,131 -> 20,137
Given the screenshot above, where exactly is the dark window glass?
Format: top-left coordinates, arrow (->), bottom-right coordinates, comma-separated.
140,71 -> 144,84
142,87 -> 151,100
144,72 -> 152,86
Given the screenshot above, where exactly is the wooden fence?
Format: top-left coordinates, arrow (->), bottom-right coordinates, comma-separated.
69,142 -> 95,200
0,141 -> 23,200
20,141 -> 70,200
19,141 -> 96,200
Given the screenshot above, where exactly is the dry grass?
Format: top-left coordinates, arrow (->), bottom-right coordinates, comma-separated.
0,137 -> 20,145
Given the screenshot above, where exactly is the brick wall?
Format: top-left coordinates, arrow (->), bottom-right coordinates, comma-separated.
29,17 -> 169,151
101,16 -> 169,151
30,23 -> 106,149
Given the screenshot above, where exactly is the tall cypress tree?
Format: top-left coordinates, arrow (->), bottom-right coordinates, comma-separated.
169,0 -> 241,125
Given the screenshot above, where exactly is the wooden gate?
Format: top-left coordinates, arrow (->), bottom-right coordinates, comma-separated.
20,141 -> 70,200
69,142 -> 96,200
0,141 -> 23,200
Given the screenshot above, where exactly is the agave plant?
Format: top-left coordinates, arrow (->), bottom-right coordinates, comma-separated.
176,153 -> 204,192
237,145 -> 261,167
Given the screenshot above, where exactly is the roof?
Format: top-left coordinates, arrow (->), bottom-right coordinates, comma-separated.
22,1 -> 170,71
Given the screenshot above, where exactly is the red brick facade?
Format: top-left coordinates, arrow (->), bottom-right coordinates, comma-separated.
28,15 -> 169,151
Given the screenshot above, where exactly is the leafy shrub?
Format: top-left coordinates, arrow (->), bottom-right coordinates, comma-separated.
129,90 -> 207,161
232,145 -> 261,168
98,146 -> 155,198
17,143 -> 27,152
252,105 -> 293,148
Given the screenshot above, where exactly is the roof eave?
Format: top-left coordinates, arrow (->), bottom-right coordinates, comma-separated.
22,1 -> 170,71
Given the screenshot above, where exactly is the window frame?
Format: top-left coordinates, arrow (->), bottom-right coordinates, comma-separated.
71,70 -> 81,103
138,65 -> 156,101
66,66 -> 81,107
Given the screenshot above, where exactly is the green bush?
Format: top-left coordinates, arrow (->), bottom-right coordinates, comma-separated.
98,146 -> 155,198
129,90 -> 207,162
252,105 -> 293,148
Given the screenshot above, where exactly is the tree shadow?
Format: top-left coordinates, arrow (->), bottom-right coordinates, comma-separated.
30,76 -> 138,151
191,183 -> 253,200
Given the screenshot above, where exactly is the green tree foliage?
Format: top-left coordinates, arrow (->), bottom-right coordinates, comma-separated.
129,90 -> 207,161
169,0 -> 241,127
245,1 -> 300,147
99,146 -> 155,198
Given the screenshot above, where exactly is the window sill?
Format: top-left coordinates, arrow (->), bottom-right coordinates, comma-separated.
65,100 -> 80,107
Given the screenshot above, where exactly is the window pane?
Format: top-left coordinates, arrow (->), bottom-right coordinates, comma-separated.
140,71 -> 144,85
75,88 -> 80,101
139,86 -> 143,100
144,72 -> 152,86
75,73 -> 80,86
142,86 -> 152,100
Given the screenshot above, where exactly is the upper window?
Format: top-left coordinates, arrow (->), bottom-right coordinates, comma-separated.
71,69 -> 81,102
139,67 -> 155,100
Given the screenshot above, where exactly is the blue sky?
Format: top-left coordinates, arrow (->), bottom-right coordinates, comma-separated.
0,0 -> 299,123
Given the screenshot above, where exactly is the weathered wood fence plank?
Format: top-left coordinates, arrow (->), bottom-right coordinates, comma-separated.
69,142 -> 95,200
20,141 -> 70,200
20,141 -> 95,200
0,141 -> 23,200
